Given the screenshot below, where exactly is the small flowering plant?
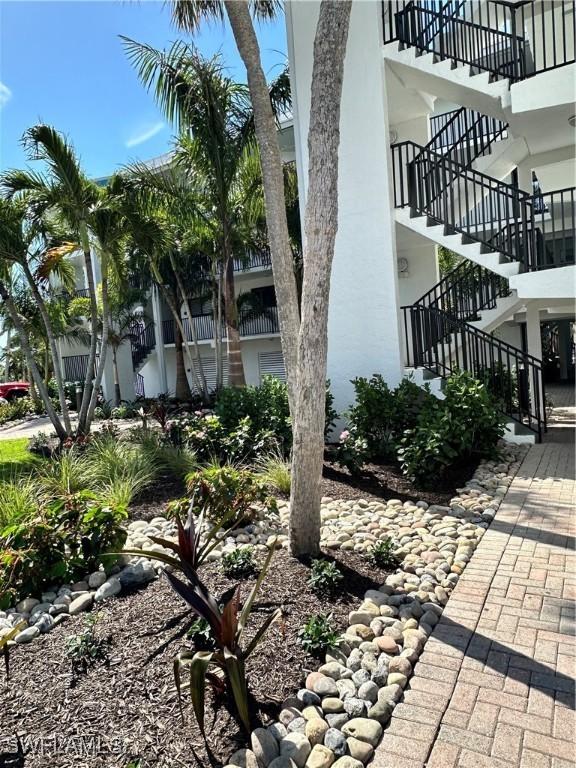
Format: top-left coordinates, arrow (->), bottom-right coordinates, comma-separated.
330,427 -> 369,476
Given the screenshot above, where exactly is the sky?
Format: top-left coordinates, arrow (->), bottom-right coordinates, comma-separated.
0,0 -> 288,179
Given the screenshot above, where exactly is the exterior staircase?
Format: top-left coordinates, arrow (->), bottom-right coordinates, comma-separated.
130,322 -> 156,373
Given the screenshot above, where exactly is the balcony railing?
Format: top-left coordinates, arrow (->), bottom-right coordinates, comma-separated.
161,306 -> 280,344
56,287 -> 91,301
233,250 -> 272,272
383,1 -> 576,81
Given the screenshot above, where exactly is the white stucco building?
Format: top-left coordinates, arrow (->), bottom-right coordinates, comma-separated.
60,0 -> 575,443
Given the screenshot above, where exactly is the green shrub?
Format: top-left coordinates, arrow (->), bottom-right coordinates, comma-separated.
65,614 -> 109,677
307,559 -> 344,597
0,397 -> 34,426
347,375 -> 435,460
367,537 -> 398,569
39,448 -> 90,496
399,370 -> 505,485
298,614 -> 340,656
329,427 -> 369,476
221,547 -> 256,579
82,436 -> 159,506
184,464 -> 272,527
0,490 -> 127,607
187,616 -> 214,649
254,448 -> 291,494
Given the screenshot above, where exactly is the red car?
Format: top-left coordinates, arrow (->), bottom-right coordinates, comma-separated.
0,381 -> 30,402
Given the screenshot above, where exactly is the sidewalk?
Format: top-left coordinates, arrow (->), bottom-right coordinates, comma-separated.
372,438 -> 576,768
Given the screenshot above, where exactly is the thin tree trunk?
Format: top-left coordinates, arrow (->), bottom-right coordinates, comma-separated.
28,365 -> 41,407
225,0 -> 301,412
289,0 -> 352,557
85,260 -> 110,430
112,348 -> 122,407
21,261 -> 72,433
4,328 -> 11,381
168,251 -> 209,400
223,252 -> 245,388
174,324 -> 193,400
213,269 -> 223,393
0,282 -> 67,440
78,233 -> 99,433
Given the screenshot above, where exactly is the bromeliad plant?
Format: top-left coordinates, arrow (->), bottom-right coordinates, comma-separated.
171,540 -> 280,735
120,503 -> 280,733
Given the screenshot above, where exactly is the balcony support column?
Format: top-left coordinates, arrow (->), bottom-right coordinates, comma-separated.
152,285 -> 168,395
525,301 -> 544,425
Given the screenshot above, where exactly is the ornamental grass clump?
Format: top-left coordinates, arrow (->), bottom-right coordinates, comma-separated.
254,446 -> 291,494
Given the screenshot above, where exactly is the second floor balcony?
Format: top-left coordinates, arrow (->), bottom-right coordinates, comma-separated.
161,305 -> 280,345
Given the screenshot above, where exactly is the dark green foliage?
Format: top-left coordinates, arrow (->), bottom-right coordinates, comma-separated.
216,376 -> 292,453
367,538 -> 398,569
307,559 -> 344,597
221,547 -> 256,579
187,616 -> 214,649
348,375 -> 435,460
183,464 -> 273,528
65,614 -> 109,677
324,380 -> 338,438
330,428 -> 369,476
0,491 -> 127,607
0,397 -> 36,426
298,614 -> 341,656
399,370 -> 505,486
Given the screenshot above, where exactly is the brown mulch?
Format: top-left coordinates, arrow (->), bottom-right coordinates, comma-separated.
0,550 -> 387,768
320,458 -> 478,507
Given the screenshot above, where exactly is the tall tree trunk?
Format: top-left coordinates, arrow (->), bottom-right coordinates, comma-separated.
223,254 -> 245,388
21,261 -> 72,433
168,252 -> 209,400
150,262 -> 204,395
288,0 -> 352,557
174,324 -> 193,400
213,268 -> 224,393
225,0 -> 300,412
85,260 -> 111,430
0,282 -> 67,440
28,365 -> 41,408
4,328 -> 11,382
112,347 -> 122,407
78,232 -> 99,432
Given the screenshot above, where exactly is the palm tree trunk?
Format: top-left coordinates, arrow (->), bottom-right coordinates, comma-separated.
223,249 -> 245,388
4,328 -> 11,382
154,272 -> 203,395
225,0 -> 300,411
168,251 -> 209,400
85,259 -> 111,430
288,0 -> 352,557
174,324 -> 193,400
213,271 -> 223,392
0,281 -> 67,440
78,233 -> 99,433
21,261 -> 72,433
28,366 -> 41,408
112,347 -> 122,407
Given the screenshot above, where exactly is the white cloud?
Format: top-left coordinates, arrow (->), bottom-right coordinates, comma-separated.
0,82 -> 12,108
125,121 -> 165,148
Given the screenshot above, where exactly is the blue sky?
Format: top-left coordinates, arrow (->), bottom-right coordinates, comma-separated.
0,1 -> 287,178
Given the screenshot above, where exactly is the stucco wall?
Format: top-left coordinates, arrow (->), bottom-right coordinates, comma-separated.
285,0 -> 404,416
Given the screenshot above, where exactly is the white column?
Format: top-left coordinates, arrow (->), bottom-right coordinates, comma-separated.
525,302 -> 544,419
285,0 -> 404,416
151,286 -> 168,394
558,320 -> 571,381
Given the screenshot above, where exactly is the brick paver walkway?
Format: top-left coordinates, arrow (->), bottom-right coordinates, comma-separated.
372,440 -> 576,768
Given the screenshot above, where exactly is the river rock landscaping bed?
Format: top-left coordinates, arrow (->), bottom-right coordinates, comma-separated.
0,442 -> 527,768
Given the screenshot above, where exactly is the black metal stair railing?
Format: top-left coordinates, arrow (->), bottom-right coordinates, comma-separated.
382,1 -> 576,81
415,260 -> 511,322
402,303 -> 545,440
391,140 -> 533,266
130,322 -> 156,370
428,107 -> 508,168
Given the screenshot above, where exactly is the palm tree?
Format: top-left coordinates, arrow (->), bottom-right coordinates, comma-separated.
169,0 -> 300,408
0,197 -> 72,435
1,125 -> 101,433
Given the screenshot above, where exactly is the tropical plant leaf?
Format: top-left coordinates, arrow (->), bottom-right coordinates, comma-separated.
220,586 -> 240,649
223,647 -> 250,733
238,538 -> 276,637
164,569 -> 222,641
188,650 -> 214,734
243,608 -> 281,659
